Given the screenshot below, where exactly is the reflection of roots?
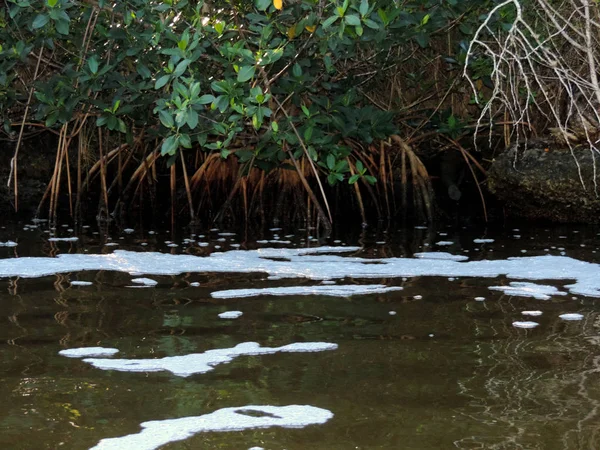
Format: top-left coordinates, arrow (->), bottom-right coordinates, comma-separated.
455,313 -> 600,449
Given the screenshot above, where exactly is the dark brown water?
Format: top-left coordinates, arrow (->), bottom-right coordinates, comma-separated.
1,222 -> 600,449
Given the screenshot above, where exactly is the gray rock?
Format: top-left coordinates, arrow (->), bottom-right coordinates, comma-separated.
487,142 -> 600,223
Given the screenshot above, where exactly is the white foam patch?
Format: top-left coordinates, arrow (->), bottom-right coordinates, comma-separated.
559,313 -> 584,321
436,241 -> 454,246
90,404 -> 333,450
512,321 -> 539,329
473,238 -> 494,244
131,278 -> 158,286
0,241 -> 17,247
0,247 -> 599,297
211,285 -> 403,299
521,310 -> 543,316
76,341 -> 337,377
413,252 -> 468,261
218,311 -> 243,319
70,281 -> 93,286
489,282 -> 567,300
48,237 -> 79,242
59,347 -> 119,358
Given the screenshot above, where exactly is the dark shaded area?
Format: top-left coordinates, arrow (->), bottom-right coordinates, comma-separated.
488,142 -> 600,223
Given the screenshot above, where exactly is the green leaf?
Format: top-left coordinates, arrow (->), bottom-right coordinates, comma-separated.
414,32 -> 429,48
349,174 -> 360,184
49,9 -> 69,22
155,75 -> 170,90
136,63 -> 152,79
255,0 -> 270,11
213,95 -> 229,113
161,135 -> 179,156
189,82 -> 201,98
335,160 -> 348,172
175,109 -> 187,127
47,0 -> 58,7
32,14 -> 49,29
159,110 -> 174,128
359,0 -> 368,16
326,154 -> 335,170
211,81 -> 228,93
179,133 -> 192,148
322,16 -> 338,29
356,160 -> 364,172
292,63 -> 302,77
55,19 -> 69,35
363,18 -> 379,29
304,126 -> 313,142
198,94 -> 215,104
345,15 -> 361,26
173,59 -> 190,77
271,121 -> 279,132
45,111 -> 59,127
252,114 -> 260,130
186,109 -> 199,129
88,56 -> 99,74
237,65 -> 255,82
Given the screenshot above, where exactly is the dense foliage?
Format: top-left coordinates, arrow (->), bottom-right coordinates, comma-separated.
1,0 -> 538,223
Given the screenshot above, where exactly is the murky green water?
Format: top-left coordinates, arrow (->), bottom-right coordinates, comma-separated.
1,222 -> 600,449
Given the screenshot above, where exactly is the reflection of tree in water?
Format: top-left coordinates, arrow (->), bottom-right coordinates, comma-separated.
455,310 -> 600,450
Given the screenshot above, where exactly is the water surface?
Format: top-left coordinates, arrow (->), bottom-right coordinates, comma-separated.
1,222 -> 599,449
